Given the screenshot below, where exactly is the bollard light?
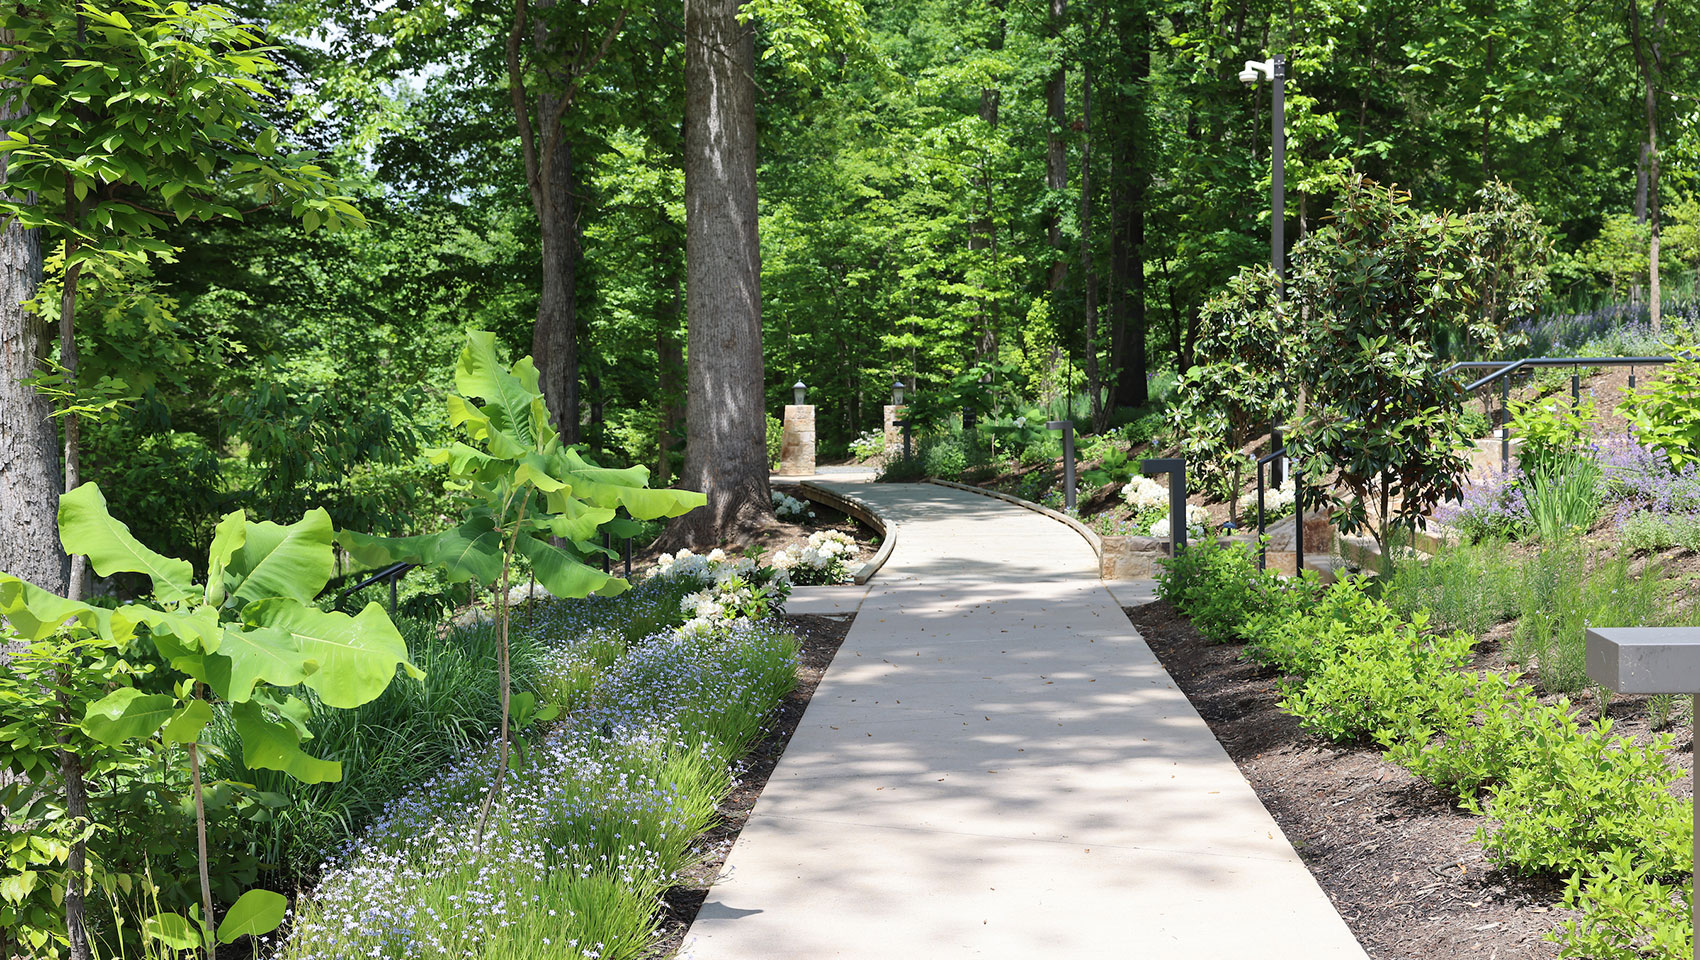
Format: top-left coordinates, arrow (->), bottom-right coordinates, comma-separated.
892,380 -> 906,406
1046,420 -> 1076,512
1586,626 -> 1700,959
793,381 -> 807,406
1141,458 -> 1188,556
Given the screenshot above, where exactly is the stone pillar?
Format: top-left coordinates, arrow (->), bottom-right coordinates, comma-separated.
777,404 -> 816,476
883,404 -> 907,456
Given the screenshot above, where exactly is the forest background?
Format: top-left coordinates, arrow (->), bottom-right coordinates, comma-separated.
11,0 -> 1700,568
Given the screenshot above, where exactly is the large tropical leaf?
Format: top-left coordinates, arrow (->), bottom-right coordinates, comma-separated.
216,889 -> 287,944
232,701 -> 340,783
0,574 -> 133,642
204,510 -> 246,608
204,622 -> 312,703
58,483 -> 196,604
246,599 -> 418,709
82,688 -> 177,745
225,509 -> 334,606
339,514 -> 504,587
515,535 -> 627,600
129,606 -> 222,654
545,499 -> 617,542
554,449 -> 706,519
454,331 -> 542,452
159,700 -> 214,745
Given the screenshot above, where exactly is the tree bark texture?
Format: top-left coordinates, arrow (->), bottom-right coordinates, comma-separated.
0,93 -> 60,595
531,132 -> 581,443
0,340 -> 56,591
668,0 -> 770,547
59,257 -> 84,600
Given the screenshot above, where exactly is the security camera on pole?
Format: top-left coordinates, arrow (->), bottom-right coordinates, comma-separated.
1239,54 -> 1287,486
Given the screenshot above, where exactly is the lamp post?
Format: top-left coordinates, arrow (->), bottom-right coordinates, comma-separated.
1240,53 -> 1287,486
892,380 -> 905,406
793,381 -> 807,406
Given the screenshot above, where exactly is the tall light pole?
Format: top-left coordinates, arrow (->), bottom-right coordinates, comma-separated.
1240,54 -> 1286,485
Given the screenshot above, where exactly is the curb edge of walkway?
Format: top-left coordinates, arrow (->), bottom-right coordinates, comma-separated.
782,480 -> 898,585
923,478 -> 1103,560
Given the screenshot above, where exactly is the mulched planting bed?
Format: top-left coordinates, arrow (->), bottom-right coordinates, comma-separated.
647,611 -> 854,957
1126,598 -> 1570,960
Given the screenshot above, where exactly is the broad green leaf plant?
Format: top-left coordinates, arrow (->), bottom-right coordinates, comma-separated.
0,483 -> 418,959
339,331 -> 705,837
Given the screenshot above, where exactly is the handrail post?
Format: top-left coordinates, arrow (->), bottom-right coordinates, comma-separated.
1256,461 -> 1267,571
624,538 -> 633,578
1296,474 -> 1304,579
389,569 -> 398,616
1500,374 -> 1510,470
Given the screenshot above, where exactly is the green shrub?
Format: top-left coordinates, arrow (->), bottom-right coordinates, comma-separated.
1510,394 -> 1597,477
766,414 -> 784,468
1552,849 -> 1692,959
1380,670 -> 1573,802
1157,537 -> 1290,643
1619,511 -> 1700,552
876,454 -> 927,482
1019,436 -> 1063,466
1123,411 -> 1167,447
1276,615 -> 1475,744
1243,575 -> 1393,676
1475,717 -> 1689,880
922,436 -> 969,479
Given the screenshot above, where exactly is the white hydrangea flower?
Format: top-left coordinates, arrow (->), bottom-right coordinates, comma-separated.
1120,476 -> 1169,511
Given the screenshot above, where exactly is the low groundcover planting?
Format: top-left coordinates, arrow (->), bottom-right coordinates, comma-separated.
1159,538 -> 1694,959
277,554 -> 799,960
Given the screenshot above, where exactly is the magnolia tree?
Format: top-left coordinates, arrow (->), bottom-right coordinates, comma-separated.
1168,266 -> 1293,521
1285,175 -> 1547,555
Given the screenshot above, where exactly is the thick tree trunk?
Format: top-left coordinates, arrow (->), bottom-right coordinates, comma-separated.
0,89 -> 60,595
666,0 -> 770,547
655,276 -> 683,485
532,132 -> 581,442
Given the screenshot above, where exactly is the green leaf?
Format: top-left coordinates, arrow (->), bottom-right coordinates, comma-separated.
159,700 -> 214,745
217,889 -> 286,943
82,688 -> 176,745
514,536 -> 627,600
233,701 -> 340,783
339,514 -> 503,587
204,622 -> 310,703
545,499 -> 617,542
225,509 -> 334,605
129,606 -> 222,654
143,913 -> 201,951
205,510 -> 246,607
246,599 -> 416,708
453,331 -> 542,452
0,574 -> 118,642
58,483 -> 196,604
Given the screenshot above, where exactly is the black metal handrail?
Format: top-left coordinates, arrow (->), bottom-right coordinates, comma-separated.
335,561 -> 413,614
1254,447 -> 1301,575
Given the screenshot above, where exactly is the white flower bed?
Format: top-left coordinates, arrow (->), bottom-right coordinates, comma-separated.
1118,476 -> 1212,538
771,490 -> 815,521
770,530 -> 857,586
1236,478 -> 1297,523
652,548 -> 790,637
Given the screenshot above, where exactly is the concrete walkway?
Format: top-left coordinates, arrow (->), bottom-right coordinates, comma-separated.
685,479 -> 1367,958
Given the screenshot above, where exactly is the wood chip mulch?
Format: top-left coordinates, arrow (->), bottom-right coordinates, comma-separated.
1126,599 -> 1568,960
645,611 -> 853,958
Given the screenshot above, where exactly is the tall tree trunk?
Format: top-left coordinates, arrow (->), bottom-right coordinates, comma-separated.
667,0 -> 770,547
55,679 -> 91,960
506,0 -> 625,441
1044,0 -> 1068,294
0,59 -> 61,596
971,5 -> 1006,364
1628,0 -> 1664,332
1109,0 -> 1149,410
1080,27 -> 1102,430
532,132 -> 581,442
